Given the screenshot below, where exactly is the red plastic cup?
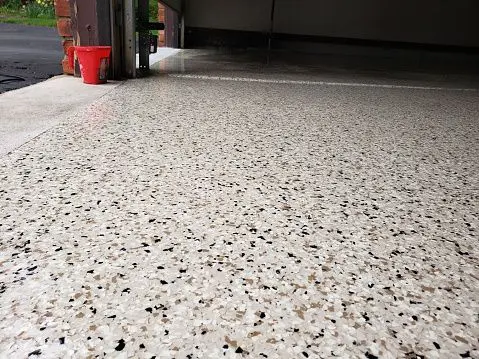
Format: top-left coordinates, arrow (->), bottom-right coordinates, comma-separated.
68,46 -> 112,84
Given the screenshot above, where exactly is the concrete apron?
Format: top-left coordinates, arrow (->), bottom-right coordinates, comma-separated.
136,47 -> 180,68
0,76 -> 120,157
0,48 -> 178,157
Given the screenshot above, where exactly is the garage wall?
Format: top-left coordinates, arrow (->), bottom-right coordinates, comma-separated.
185,0 -> 271,33
184,0 -> 479,47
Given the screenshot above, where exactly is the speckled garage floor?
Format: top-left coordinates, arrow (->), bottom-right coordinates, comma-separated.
0,50 -> 478,359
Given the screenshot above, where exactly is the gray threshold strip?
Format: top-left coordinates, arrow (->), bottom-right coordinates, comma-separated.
170,74 -> 478,92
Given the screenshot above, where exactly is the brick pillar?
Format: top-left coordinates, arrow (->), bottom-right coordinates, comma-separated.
158,2 -> 166,47
54,0 -> 73,75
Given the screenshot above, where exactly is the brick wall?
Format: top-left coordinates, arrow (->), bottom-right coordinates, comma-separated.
158,2 -> 166,47
158,1 -> 179,48
54,0 -> 74,74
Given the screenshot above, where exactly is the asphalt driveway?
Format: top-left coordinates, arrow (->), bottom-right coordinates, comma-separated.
0,23 -> 63,94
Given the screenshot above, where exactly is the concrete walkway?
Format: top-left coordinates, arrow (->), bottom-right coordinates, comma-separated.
0,50 -> 478,358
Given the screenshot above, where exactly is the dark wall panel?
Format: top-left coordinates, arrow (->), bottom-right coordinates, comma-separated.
184,0 -> 479,47
274,0 -> 479,47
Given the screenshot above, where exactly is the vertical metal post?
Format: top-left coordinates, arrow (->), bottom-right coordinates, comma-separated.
138,0 -> 149,72
180,14 -> 185,48
123,0 -> 136,78
267,0 -> 276,64
110,0 -> 123,79
180,0 -> 185,48
109,0 -> 117,78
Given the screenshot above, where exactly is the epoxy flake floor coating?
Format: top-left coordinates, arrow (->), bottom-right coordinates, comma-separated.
1,56 -> 479,358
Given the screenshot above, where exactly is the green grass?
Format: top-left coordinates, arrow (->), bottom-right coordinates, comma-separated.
0,4 -> 56,28
0,14 -> 56,27
149,0 -> 158,21
1,0 -> 157,29
149,0 -> 158,35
